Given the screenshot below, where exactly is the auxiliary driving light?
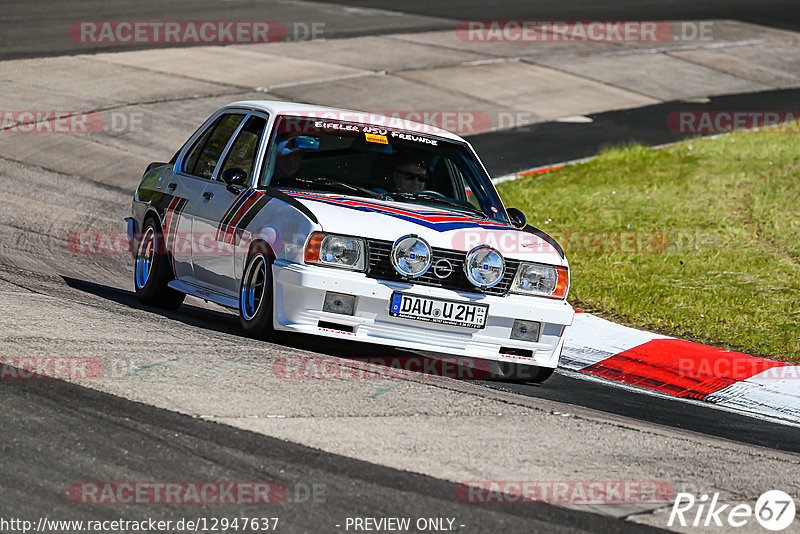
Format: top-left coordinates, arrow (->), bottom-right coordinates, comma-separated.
323,292 -> 356,315
391,235 -> 432,278
510,319 -> 541,342
464,245 -> 505,288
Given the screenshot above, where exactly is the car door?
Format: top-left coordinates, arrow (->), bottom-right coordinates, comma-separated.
192,112 -> 269,296
167,111 -> 246,286
157,167 -> 206,285
156,115 -> 236,284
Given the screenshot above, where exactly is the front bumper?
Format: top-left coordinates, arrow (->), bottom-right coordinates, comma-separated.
272,260 -> 575,368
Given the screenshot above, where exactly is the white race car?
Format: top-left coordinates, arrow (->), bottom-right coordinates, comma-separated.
127,101 -> 574,382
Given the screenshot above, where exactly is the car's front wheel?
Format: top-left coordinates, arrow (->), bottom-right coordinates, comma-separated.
133,217 -> 185,310
239,248 -> 276,339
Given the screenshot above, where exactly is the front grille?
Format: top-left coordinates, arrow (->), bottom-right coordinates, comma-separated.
366,239 -> 518,296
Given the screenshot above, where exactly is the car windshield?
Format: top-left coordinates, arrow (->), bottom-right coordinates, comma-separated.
259,115 -> 509,223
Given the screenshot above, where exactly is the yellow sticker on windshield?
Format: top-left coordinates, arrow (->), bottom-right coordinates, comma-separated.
365,133 -> 388,144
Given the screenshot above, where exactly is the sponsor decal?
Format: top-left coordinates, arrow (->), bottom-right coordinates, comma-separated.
293,119 -> 442,145
364,133 -> 388,144
313,121 -> 361,133
281,110 -> 495,135
389,131 -> 438,146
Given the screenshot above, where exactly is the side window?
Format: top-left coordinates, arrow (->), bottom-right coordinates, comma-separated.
183,113 -> 244,179
183,126 -> 213,174
218,115 -> 267,182
444,157 -> 480,209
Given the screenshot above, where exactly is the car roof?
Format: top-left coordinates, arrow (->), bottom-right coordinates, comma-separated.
225,100 -> 466,143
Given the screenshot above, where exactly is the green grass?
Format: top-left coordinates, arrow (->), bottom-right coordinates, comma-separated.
497,130 -> 800,362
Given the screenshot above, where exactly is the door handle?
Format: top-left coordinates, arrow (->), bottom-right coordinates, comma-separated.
202,191 -> 214,201
167,182 -> 177,191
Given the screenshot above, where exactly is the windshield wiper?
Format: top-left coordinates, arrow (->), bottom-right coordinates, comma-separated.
295,176 -> 381,198
387,191 -> 495,220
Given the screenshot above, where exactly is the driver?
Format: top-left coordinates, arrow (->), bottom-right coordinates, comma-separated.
392,161 -> 429,193
272,136 -> 304,183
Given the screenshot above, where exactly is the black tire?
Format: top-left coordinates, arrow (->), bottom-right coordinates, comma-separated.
239,247 -> 276,339
133,217 -> 185,310
492,362 -> 556,383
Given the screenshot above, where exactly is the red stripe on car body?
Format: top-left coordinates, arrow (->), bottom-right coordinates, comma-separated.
287,191 -> 512,228
223,191 -> 265,244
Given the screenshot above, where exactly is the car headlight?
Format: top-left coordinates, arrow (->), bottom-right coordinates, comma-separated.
512,262 -> 569,299
305,232 -> 366,271
464,245 -> 505,288
391,235 -> 432,278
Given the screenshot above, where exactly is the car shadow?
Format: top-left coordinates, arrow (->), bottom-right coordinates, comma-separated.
62,276 -> 242,337
60,276 -> 499,381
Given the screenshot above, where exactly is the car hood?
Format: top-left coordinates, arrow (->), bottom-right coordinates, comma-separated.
282,191 -> 566,266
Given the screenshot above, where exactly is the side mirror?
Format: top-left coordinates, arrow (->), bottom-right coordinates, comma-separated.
220,167 -> 247,194
507,208 -> 527,228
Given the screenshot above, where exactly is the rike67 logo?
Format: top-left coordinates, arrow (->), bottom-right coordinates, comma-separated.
669,490 -> 796,531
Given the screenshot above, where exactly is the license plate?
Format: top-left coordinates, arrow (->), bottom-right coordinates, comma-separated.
389,292 -> 488,329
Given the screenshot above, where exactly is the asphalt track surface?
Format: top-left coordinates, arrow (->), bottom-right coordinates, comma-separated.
315,0 -> 800,33
23,275 -> 800,457
67,279 -> 800,455
477,374 -> 800,455
2,371 -> 662,533
470,87 -> 800,176
2,0 -> 799,60
2,0 -> 800,530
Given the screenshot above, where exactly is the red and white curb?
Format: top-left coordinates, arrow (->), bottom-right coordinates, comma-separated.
562,312 -> 800,424
492,157 -> 592,186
